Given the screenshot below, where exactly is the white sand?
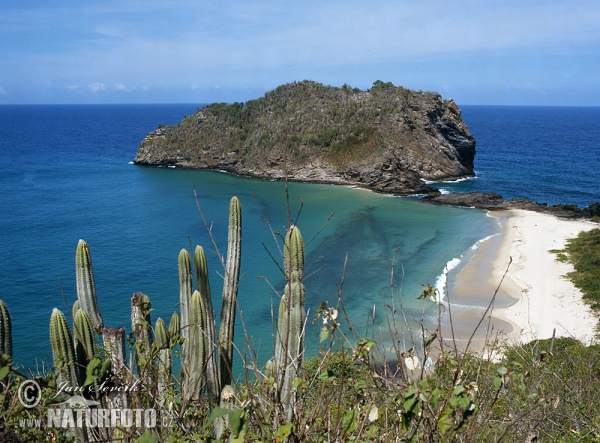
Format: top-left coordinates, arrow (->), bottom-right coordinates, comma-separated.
492,209 -> 598,345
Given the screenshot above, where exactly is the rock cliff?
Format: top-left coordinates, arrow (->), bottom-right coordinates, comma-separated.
134,81 -> 476,195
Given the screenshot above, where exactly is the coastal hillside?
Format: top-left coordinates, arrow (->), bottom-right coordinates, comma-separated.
134,81 -> 476,195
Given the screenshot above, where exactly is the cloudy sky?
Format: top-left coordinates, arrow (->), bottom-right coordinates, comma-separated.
1,0 -> 598,105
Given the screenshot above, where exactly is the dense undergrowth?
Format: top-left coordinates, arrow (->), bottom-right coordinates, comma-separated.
552,228 -> 600,312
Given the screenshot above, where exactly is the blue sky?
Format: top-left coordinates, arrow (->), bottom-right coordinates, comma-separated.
1,0 -> 599,105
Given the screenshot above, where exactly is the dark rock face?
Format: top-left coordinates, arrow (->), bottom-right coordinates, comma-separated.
584,202 -> 600,218
133,81 -> 476,195
422,192 -> 600,220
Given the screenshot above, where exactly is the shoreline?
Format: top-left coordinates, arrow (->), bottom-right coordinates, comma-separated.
445,209 -> 598,353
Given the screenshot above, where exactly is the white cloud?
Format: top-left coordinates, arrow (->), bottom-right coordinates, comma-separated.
113,83 -> 130,91
65,85 -> 79,90
88,82 -> 107,93
0,86 -> 7,95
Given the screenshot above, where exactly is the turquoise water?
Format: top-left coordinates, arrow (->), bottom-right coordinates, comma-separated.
8,103 -> 595,373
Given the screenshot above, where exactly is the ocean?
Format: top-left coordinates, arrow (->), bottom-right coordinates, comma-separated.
0,104 -> 598,374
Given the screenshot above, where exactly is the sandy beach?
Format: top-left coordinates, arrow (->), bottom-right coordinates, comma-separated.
444,209 -> 598,352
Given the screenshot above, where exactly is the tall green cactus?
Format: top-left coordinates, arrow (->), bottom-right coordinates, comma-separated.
178,249 -> 193,362
184,290 -> 207,402
275,226 -> 306,422
218,196 -> 242,389
195,245 -> 219,408
154,317 -> 171,400
50,308 -> 80,389
75,240 -> 103,332
0,300 -> 12,358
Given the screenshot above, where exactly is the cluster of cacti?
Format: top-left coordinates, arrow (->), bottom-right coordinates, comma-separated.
173,196 -> 242,407
5,194 -> 310,438
0,300 -> 11,358
275,226 -> 307,422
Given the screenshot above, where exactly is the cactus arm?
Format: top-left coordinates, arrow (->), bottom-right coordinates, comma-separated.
73,308 -> 95,383
168,312 -> 180,348
0,300 -> 12,358
195,245 -> 220,407
155,318 -> 170,350
154,318 -> 172,400
75,240 -> 103,332
72,300 -> 80,322
50,308 -> 80,389
184,291 -> 207,402
218,196 -> 242,389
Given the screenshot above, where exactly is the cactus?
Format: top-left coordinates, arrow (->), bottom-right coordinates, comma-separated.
73,308 -> 95,382
50,308 -> 80,389
75,240 -> 103,332
101,326 -> 127,410
102,327 -> 126,374
275,226 -> 306,422
178,249 -> 193,363
195,245 -> 219,408
155,318 -> 171,399
0,300 -> 12,358
218,196 -> 242,390
131,292 -> 153,372
184,291 -> 207,401
72,300 -> 80,321
168,312 -> 180,348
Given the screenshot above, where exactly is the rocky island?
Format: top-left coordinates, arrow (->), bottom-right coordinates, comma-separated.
134,80 -> 476,195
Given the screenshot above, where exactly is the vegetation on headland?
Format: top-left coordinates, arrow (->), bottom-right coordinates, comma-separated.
1,200 -> 600,442
134,80 -> 476,194
552,228 -> 600,312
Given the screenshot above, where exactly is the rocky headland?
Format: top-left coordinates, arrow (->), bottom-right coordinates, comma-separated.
134,80 -> 477,195
421,192 -> 600,219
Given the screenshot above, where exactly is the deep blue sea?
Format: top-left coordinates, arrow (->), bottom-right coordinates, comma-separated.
0,104 -> 598,374
438,106 -> 600,208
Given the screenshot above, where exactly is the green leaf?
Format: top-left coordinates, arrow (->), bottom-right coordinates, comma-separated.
493,376 -> 503,391
438,406 -> 454,436
230,410 -> 247,443
0,365 -> 10,382
319,327 -> 329,343
496,366 -> 508,376
230,409 -> 244,435
276,423 -> 293,440
209,407 -> 234,422
342,409 -> 359,437
135,430 -> 158,443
